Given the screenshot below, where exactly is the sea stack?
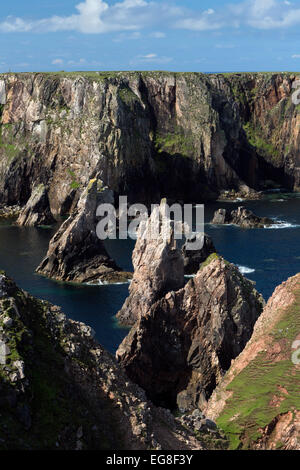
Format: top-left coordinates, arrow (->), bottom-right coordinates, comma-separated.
36,179 -> 131,284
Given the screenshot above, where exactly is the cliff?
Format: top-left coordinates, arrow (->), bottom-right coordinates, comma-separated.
205,273 -> 300,450
117,254 -> 264,411
0,72 -> 300,218
0,271 -> 203,450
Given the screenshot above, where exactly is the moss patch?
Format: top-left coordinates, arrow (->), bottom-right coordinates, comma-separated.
243,122 -> 281,163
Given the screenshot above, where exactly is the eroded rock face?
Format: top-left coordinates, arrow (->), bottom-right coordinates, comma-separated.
0,272 -> 203,450
117,255 -> 264,411
16,184 -> 55,226
116,201 -> 185,326
182,234 -> 216,275
204,272 -> 300,450
1,72 -> 299,213
36,179 -> 130,284
211,206 -> 274,228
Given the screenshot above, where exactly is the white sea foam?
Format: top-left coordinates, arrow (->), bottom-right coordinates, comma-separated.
237,265 -> 255,274
264,220 -> 300,229
184,274 -> 196,278
87,279 -> 131,286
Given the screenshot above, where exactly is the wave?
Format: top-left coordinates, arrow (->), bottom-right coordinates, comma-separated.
264,220 -> 300,229
185,274 -> 196,278
237,265 -> 255,274
86,279 -> 131,286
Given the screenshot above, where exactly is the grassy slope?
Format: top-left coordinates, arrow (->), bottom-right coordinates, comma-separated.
216,285 -> 300,449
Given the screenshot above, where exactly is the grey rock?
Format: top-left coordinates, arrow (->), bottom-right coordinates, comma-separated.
16,184 -> 56,227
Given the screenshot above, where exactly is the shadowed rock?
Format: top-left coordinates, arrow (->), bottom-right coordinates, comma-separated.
211,206 -> 274,228
117,255 -> 264,411
36,179 -> 131,284
182,234 -> 216,275
16,184 -> 56,227
0,271 -> 203,450
116,200 -> 185,326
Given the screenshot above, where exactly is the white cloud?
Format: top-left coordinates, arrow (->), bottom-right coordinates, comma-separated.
52,58 -> 64,65
150,31 -> 166,38
132,53 -> 172,64
292,54 -> 300,59
0,0 -> 299,36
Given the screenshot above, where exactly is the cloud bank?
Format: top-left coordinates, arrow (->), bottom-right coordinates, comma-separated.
1,0 -> 300,34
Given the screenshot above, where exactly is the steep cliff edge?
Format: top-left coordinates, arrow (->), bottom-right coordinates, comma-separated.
0,271 -> 203,450
0,72 -> 299,217
205,273 -> 300,450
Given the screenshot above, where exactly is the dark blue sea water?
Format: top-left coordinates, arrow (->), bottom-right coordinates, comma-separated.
1,194 -> 300,354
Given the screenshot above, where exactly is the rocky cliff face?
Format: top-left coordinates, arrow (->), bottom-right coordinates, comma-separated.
205,273 -> 300,450
182,234 -> 216,275
36,178 -> 130,284
0,72 -> 299,217
16,183 -> 55,226
116,201 -> 184,326
117,254 -> 264,411
0,271 -> 204,450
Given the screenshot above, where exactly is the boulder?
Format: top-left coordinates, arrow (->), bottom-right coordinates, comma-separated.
116,200 -> 185,326
117,254 -> 264,410
211,206 -> 274,228
36,179 -> 131,284
16,184 -> 55,227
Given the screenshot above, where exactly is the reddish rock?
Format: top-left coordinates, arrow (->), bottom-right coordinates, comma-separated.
205,272 -> 300,450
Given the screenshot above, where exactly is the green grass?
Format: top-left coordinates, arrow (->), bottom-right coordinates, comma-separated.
243,122 -> 281,162
118,87 -> 139,108
216,289 -> 300,449
67,169 -> 80,191
200,253 -> 220,270
155,131 -> 194,157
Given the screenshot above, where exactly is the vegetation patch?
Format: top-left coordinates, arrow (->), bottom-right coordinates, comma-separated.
155,129 -> 194,158
216,289 -> 300,449
118,86 -> 139,108
243,122 -> 281,162
200,253 -> 220,270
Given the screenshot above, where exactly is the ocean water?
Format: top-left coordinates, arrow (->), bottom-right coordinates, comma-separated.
1,194 -> 300,353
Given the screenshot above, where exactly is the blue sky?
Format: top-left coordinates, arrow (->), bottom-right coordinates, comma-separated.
0,0 -> 300,73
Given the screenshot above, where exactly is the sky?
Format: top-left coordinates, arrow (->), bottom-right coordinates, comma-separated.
0,0 -> 300,73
